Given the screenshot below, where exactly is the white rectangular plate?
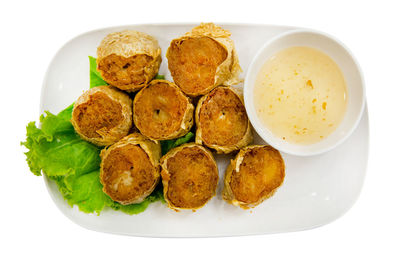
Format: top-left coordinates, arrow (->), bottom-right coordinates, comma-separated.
41,23 -> 369,237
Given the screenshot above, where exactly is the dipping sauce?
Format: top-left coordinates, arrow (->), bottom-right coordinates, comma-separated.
254,46 -> 347,144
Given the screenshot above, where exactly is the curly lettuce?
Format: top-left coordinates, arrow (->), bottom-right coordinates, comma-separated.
89,56 -> 108,88
22,104 -> 162,215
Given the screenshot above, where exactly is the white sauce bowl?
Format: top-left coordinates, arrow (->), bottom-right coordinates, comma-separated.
244,29 -> 366,156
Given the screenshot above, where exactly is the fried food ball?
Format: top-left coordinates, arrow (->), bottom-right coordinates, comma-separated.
97,30 -> 161,92
71,86 -> 132,146
222,145 -> 285,209
160,143 -> 219,211
166,23 -> 241,96
133,80 -> 194,140
195,86 -> 252,153
100,133 -> 161,205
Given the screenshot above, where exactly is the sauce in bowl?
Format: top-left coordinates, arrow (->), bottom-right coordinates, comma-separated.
254,46 -> 347,145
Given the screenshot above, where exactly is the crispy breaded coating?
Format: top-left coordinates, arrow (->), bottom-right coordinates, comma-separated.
97,30 -> 161,92
167,37 -> 227,95
134,80 -> 194,140
71,86 -> 132,146
160,143 -> 218,210
166,23 -> 241,96
98,54 -> 153,88
196,86 -> 252,153
100,133 -> 161,205
223,145 -> 285,209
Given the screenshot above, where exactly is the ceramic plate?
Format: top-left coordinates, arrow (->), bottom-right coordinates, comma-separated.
41,24 -> 369,237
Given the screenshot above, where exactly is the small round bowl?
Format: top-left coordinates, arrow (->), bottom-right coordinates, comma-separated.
244,29 -> 365,156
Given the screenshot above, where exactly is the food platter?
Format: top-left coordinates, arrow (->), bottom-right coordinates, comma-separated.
40,24 -> 369,237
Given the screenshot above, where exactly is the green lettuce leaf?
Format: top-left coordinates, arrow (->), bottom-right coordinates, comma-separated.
22,104 -> 101,178
155,74 -> 165,80
22,104 -> 163,215
64,170 -> 113,214
110,184 -> 165,215
89,56 -> 108,88
161,132 -> 195,155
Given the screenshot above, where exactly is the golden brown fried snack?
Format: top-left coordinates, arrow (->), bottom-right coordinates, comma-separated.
97,30 -> 161,92
133,80 -> 194,140
166,23 -> 241,96
71,86 -> 132,146
195,86 -> 252,153
100,133 -> 161,205
222,145 -> 285,209
160,143 -> 219,211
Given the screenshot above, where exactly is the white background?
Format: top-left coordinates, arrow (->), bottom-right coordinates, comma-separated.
1,0 -> 399,266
